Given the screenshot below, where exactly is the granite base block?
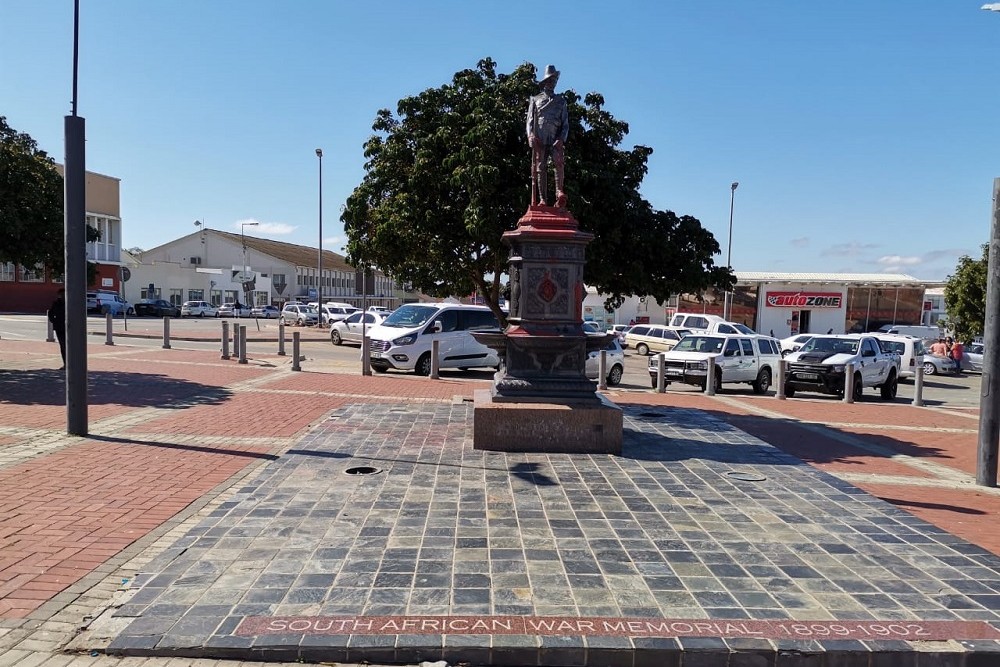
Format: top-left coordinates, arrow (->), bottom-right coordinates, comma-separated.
473,389 -> 622,454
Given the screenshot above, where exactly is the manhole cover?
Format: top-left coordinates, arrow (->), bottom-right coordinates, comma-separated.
345,466 -> 382,476
725,471 -> 766,482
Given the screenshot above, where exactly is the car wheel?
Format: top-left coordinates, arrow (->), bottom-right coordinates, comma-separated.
880,370 -> 898,400
198,311 -> 204,318
752,368 -> 771,395
331,330 -> 342,345
922,361 -> 937,376
785,385 -> 796,398
607,364 -> 623,386
636,343 -> 649,356
296,317 -> 305,327
713,369 -> 723,394
415,353 -> 432,377
101,304 -> 110,315
852,373 -> 864,402
373,365 -> 388,373
651,376 -> 658,389
127,308 -> 135,316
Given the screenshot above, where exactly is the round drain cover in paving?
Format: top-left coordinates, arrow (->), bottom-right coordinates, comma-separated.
725,471 -> 766,482
345,466 -> 382,475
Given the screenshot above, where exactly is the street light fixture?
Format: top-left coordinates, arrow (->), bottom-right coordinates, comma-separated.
240,222 -> 259,307
316,148 -> 323,326
724,181 -> 739,321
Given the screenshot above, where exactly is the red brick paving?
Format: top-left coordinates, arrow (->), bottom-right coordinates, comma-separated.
0,403 -> 132,430
259,370 -> 490,399
0,437 -> 274,619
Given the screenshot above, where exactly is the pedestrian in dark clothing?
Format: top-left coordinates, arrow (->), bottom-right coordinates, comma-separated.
48,288 -> 66,370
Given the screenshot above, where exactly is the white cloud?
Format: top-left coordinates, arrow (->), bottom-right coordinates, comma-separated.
821,242 -> 879,258
876,255 -> 922,266
790,237 -> 809,248
233,219 -> 297,235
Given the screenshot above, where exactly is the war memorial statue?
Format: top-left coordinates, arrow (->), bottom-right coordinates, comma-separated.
472,63 -> 623,455
526,64 -> 569,208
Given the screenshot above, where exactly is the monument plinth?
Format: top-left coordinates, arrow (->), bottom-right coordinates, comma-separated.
472,205 -> 622,454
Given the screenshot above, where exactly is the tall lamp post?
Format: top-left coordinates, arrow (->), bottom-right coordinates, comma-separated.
241,221 -> 258,307
723,181 -> 739,321
316,148 -> 323,326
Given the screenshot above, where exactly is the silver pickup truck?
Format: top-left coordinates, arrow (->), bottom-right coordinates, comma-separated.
783,334 -> 900,401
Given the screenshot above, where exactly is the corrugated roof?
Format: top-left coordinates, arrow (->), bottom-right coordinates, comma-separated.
212,230 -> 356,273
735,271 -> 928,284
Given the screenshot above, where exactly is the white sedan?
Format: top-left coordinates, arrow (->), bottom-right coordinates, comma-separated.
779,334 -> 814,356
586,338 -> 625,386
330,311 -> 387,346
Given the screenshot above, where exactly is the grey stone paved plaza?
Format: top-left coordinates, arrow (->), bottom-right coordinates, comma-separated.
102,401 -> 1000,666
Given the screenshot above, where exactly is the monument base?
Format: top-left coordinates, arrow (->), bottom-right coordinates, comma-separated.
472,389 -> 623,454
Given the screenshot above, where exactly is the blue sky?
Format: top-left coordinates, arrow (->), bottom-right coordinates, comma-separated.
3,1 -> 999,281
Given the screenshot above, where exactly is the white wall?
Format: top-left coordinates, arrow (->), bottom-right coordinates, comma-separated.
755,284 -> 848,338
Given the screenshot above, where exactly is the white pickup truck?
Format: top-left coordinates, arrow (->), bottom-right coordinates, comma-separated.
647,333 -> 783,394
783,334 -> 900,401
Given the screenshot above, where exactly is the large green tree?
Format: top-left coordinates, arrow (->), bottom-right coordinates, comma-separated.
341,58 -> 732,322
945,243 -> 989,342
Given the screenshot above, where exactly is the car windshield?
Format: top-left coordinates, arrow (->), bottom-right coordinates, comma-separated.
800,337 -> 858,354
732,323 -> 755,334
671,335 -> 725,353
381,304 -> 439,328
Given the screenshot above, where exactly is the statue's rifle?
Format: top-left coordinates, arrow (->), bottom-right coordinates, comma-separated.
530,99 -> 539,206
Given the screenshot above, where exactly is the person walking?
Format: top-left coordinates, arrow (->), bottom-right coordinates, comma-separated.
48,288 -> 66,370
950,338 -> 965,372
930,337 -> 949,358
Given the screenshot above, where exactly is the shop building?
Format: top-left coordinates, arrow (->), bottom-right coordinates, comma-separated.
583,272 -> 944,337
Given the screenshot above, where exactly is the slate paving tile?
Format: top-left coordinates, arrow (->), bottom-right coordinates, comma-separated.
103,402 -> 1000,666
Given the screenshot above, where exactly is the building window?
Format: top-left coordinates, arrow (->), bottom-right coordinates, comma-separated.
225,290 -> 238,304
0,262 -> 14,281
210,289 -> 222,306
141,287 -> 160,300
188,289 -> 204,301
19,264 -> 44,282
169,289 -> 183,306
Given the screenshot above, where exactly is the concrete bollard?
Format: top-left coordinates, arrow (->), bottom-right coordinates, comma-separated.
105,312 -> 114,346
431,339 -> 440,379
46,319 -> 55,343
292,332 -> 301,371
656,353 -> 666,393
221,321 -> 230,359
598,350 -> 608,391
238,325 -> 248,364
705,355 -> 717,396
912,364 -> 925,407
162,316 -> 171,349
776,359 -> 787,400
277,320 -> 286,356
362,336 -> 372,376
844,362 -> 855,404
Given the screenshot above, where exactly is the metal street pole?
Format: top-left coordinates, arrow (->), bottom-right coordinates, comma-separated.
316,148 -> 323,326
977,177 -> 1000,487
241,221 -> 258,309
65,0 -> 87,435
724,181 -> 739,320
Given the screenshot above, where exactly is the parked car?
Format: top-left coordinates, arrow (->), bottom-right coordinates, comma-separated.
321,304 -> 359,325
586,338 -> 625,386
647,333 -> 782,394
607,324 -> 631,342
180,300 -> 218,318
624,324 -> 691,356
133,299 -> 180,317
250,305 -> 280,319
217,303 -> 252,318
87,291 -> 132,317
921,351 -> 958,376
330,311 -> 387,346
783,334 -> 900,400
961,342 -> 985,373
874,334 -> 926,380
281,303 -> 319,326
368,303 -> 501,375
368,305 -> 393,315
780,334 -> 815,357
667,312 -> 732,334
582,321 -> 603,335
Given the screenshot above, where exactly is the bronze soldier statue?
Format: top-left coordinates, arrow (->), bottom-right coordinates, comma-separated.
526,64 -> 569,208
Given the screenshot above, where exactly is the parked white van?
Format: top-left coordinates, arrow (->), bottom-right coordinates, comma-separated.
668,312 -> 736,334
882,325 -> 942,341
367,303 -> 502,376
874,334 -> 926,380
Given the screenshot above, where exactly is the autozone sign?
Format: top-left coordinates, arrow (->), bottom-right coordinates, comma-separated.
765,292 -> 843,308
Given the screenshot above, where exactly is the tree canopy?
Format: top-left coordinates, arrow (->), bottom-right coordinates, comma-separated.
945,243 -> 989,342
341,58 -> 733,322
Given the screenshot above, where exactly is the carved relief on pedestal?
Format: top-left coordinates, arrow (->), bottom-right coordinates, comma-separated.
525,267 -> 570,317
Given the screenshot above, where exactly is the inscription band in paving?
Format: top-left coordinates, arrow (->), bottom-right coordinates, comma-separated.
237,615 -> 1000,642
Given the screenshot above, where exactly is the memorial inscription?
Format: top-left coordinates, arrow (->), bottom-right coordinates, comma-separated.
236,615 -> 1000,641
